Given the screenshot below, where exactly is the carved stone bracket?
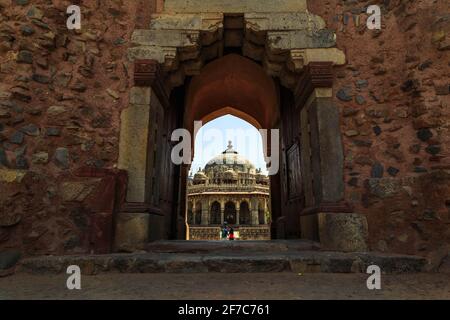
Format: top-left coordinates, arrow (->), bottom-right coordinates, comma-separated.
128,11 -> 346,91
134,59 -> 170,109
294,61 -> 333,109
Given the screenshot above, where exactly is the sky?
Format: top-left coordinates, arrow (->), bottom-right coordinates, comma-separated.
190,115 -> 268,175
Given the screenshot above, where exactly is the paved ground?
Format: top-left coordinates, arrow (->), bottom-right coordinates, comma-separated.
1,273 -> 449,300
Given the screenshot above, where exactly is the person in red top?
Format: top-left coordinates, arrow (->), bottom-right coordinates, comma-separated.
228,227 -> 235,241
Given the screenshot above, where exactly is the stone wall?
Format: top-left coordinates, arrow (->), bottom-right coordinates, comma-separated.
0,0 -> 139,255
308,0 -> 450,259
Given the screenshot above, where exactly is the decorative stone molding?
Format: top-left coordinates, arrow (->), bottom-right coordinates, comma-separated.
301,201 -> 354,216
128,11 -> 345,91
134,59 -> 170,109
294,62 -> 334,109
288,48 -> 346,71
121,202 -> 163,216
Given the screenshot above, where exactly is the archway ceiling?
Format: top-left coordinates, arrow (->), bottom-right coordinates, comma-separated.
185,54 -> 278,131
129,12 -> 346,90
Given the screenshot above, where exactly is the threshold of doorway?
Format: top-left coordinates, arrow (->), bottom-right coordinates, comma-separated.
18,249 -> 427,275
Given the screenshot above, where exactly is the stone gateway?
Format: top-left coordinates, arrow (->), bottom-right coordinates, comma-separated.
0,0 -> 448,271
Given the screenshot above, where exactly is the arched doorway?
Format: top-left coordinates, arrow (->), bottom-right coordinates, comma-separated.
258,201 -> 266,225
183,54 -> 281,236
187,202 -> 194,225
194,201 -> 202,225
239,201 -> 251,225
115,7 -> 358,251
210,201 -> 221,225
224,202 -> 237,225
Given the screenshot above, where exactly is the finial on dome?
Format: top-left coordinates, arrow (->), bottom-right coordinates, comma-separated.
222,141 -> 238,154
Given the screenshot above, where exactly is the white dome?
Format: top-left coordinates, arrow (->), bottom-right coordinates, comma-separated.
205,142 -> 256,173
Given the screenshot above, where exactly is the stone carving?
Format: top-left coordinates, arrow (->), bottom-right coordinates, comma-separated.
134,59 -> 170,109
294,62 -> 334,109
128,11 -> 345,90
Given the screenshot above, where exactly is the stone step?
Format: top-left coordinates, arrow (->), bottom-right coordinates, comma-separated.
145,240 -> 321,253
18,251 -> 427,275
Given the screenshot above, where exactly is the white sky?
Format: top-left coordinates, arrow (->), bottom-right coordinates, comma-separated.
190,115 -> 268,175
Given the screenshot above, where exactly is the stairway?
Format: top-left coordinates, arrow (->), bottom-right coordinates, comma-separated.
17,240 -> 428,275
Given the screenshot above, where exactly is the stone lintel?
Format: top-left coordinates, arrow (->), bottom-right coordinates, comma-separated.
150,13 -> 223,31
134,59 -> 170,109
128,46 -> 177,65
245,12 -> 326,32
163,0 -> 308,13
267,29 -> 336,53
131,29 -> 200,47
294,62 -> 334,109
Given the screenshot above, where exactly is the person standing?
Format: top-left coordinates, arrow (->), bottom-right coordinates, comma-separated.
221,222 -> 228,240
229,227 -> 235,241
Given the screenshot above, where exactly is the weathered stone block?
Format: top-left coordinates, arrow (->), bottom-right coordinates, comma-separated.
114,213 -> 149,252
60,180 -> 101,202
318,213 -> 368,252
245,12 -> 325,32
150,13 -> 223,31
267,29 -> 336,52
0,169 -> 26,183
367,178 -> 402,198
127,46 -> 176,64
131,29 -> 199,48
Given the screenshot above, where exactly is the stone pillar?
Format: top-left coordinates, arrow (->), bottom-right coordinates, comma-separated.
250,198 -> 259,225
308,92 -> 344,204
295,62 -> 368,251
220,201 -> 225,225
115,86 -> 154,251
295,62 -> 345,205
118,86 -> 153,203
263,198 -> 268,224
192,201 -> 196,225
115,59 -> 171,250
201,199 -> 209,225
236,207 -> 240,226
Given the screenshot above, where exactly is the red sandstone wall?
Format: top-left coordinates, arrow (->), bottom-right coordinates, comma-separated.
309,0 -> 450,260
0,0 -> 140,255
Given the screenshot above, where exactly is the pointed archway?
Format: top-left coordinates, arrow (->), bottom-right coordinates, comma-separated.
115,5 -> 369,253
